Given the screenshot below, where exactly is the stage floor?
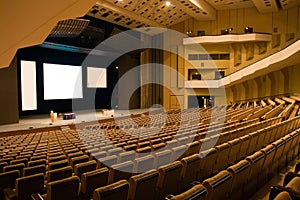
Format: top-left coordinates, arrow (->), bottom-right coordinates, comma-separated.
0,109 -> 149,133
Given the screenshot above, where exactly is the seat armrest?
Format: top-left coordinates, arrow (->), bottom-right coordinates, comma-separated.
269,186 -> 300,200
3,188 -> 17,200
191,181 -> 201,186
164,194 -> 174,200
31,193 -> 44,200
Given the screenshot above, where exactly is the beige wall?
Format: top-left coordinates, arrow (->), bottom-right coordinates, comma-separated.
164,6 -> 300,108
227,65 -> 300,103
0,56 -> 19,125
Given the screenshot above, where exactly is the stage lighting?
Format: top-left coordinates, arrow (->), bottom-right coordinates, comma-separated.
244,27 -> 253,33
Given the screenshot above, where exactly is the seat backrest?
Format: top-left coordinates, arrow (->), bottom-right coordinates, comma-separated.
47,176 -> 80,200
28,159 -> 47,167
47,166 -> 73,183
118,151 -> 136,163
171,145 -> 188,161
3,163 -> 25,174
30,155 -> 47,161
136,146 -> 152,154
90,151 -> 107,161
98,155 -> 118,169
74,160 -> 97,180
10,158 -> 28,166
109,161 -> 134,183
70,155 -> 89,168
228,138 -> 241,165
93,180 -> 129,200
0,162 -> 8,173
286,177 -> 300,194
154,150 -> 172,169
199,148 -> 218,182
239,135 -> 251,159
169,183 -> 207,200
23,164 -> 46,176
107,148 -> 123,156
133,155 -> 155,173
214,143 -> 230,172
15,173 -> 44,199
180,154 -> 201,191
157,161 -> 183,199
227,159 -> 251,200
128,169 -> 159,200
273,191 -> 292,200
203,170 -> 233,200
48,155 -> 67,163
80,168 -> 109,200
0,170 -> 20,191
186,141 -> 200,156
67,151 -> 84,160
48,159 -> 69,170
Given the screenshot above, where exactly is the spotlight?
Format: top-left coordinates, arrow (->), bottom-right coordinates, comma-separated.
244,27 -> 253,33
166,1 -> 171,6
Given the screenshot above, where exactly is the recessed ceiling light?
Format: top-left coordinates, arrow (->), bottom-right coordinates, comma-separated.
166,1 -> 171,6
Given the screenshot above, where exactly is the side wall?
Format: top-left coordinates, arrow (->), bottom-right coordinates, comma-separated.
0,56 -> 19,124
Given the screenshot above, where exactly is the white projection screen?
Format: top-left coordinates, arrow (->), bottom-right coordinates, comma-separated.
87,67 -> 107,88
21,60 -> 37,111
43,63 -> 83,100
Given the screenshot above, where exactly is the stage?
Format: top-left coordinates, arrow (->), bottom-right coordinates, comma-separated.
0,109 -> 149,134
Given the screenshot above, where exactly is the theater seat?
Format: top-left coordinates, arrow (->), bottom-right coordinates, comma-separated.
80,168 -> 109,200
28,159 -> 47,167
166,183 -> 207,200
118,151 -> 136,163
198,148 -> 217,182
109,161 -> 133,183
3,163 -> 25,175
203,170 -> 233,200
4,173 -> 44,200
128,169 -> 159,200
98,155 -> 118,169
0,170 -> 20,199
227,159 -> 251,200
273,191 -> 292,200
48,155 -> 67,163
157,161 -> 183,199
286,177 -> 300,194
70,155 -> 89,169
245,151 -> 265,198
133,155 -> 155,173
23,164 -> 46,176
0,162 -> 8,173
47,166 -> 73,183
214,143 -> 230,172
48,159 -> 69,170
260,144 -> 276,184
180,154 -> 201,191
93,180 -> 129,200
74,160 -> 97,180
46,176 -> 80,200
154,150 -> 172,169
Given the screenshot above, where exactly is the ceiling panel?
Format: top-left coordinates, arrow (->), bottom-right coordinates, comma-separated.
251,0 -> 279,13
279,0 -> 300,9
205,0 -> 254,10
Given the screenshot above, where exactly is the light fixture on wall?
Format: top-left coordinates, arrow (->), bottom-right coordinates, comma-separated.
186,30 -> 193,36
244,27 -> 253,33
221,28 -> 233,35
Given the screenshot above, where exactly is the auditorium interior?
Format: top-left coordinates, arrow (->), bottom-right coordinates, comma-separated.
1,0 -> 300,199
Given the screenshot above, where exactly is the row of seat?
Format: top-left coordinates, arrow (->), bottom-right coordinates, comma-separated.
164,129 -> 300,200
269,161 -> 300,199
